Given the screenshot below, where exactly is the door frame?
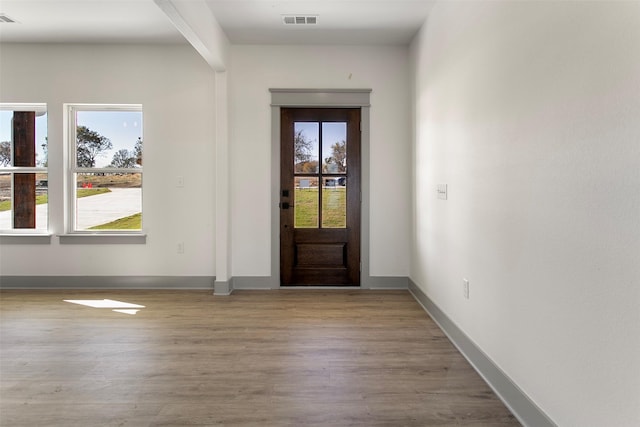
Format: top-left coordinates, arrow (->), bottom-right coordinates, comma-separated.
270,89 -> 372,288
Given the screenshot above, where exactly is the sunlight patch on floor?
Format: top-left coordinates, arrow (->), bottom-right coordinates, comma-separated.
64,299 -> 145,315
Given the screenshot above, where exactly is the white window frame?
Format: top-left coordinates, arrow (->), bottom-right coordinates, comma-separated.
0,103 -> 49,235
65,103 -> 143,235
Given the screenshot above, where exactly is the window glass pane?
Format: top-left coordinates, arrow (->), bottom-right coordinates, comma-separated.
294,176 -> 318,228
0,172 -> 11,229
294,122 -> 319,173
0,112 -> 9,166
0,173 -> 48,230
75,172 -> 141,231
0,110 -> 48,167
322,122 -> 346,173
0,105 -> 48,231
76,110 -> 142,168
322,176 -> 346,228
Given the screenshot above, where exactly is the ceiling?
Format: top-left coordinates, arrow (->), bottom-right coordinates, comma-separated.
206,0 -> 436,45
0,1 -> 184,44
0,0 -> 436,46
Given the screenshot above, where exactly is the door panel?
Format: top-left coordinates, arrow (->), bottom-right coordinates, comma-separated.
280,108 -> 361,285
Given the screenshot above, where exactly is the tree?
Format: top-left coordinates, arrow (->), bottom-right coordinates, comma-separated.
294,129 -> 313,163
38,138 -> 48,167
134,137 -> 143,166
299,160 -> 319,173
323,140 -> 346,173
76,126 -> 112,167
0,141 -> 10,166
110,149 -> 137,168
294,129 -> 317,172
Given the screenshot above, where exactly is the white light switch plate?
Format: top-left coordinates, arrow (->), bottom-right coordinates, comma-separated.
437,184 -> 447,200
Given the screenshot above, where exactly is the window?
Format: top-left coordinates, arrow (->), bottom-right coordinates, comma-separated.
0,104 -> 48,233
66,104 -> 143,233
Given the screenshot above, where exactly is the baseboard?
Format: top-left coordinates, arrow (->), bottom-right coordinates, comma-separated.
219,276 -> 408,293
364,276 -> 408,289
214,279 -> 233,295
230,276 -> 275,290
0,275 -> 215,290
408,279 -> 556,427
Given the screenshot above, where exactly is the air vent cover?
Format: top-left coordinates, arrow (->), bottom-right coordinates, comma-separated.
282,15 -> 318,25
0,14 -> 18,23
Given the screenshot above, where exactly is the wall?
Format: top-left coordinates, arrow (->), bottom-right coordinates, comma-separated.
0,43 -> 216,278
229,45 -> 411,278
411,1 -> 640,426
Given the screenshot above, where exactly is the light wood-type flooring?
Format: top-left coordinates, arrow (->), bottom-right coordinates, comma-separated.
0,289 -> 520,426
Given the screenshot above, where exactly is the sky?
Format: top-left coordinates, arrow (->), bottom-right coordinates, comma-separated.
77,110 -> 142,168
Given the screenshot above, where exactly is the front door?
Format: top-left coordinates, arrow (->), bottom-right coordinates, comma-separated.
280,108 -> 361,285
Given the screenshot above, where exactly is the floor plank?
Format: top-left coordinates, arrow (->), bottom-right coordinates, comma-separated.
0,289 -> 520,426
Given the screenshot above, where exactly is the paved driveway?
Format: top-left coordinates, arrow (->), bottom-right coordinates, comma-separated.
0,188 -> 141,231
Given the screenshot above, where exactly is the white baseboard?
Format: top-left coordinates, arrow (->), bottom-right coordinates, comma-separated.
408,279 -> 556,427
0,275 -> 214,290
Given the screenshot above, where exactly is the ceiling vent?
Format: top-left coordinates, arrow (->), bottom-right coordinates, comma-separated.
0,14 -> 17,23
283,15 -> 318,25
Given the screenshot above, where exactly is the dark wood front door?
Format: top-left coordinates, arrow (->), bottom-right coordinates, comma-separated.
280,108 -> 361,285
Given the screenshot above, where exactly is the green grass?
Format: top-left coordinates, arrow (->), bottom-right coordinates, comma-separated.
0,194 -> 48,212
295,188 -> 346,228
0,188 -> 110,212
77,188 -> 111,198
89,212 -> 142,230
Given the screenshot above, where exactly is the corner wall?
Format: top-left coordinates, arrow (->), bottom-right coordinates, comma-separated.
0,43 -> 216,279
411,2 -> 640,426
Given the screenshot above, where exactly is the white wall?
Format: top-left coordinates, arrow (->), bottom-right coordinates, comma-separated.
411,1 -> 640,426
229,44 -> 411,278
0,43 -> 216,277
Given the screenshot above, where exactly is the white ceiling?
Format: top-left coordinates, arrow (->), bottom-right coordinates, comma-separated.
0,1 -> 185,44
0,0 -> 436,45
206,0 -> 436,45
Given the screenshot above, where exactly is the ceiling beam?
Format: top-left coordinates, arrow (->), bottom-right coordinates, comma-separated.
154,0 -> 229,71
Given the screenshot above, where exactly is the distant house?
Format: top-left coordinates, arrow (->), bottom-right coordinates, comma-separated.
324,177 -> 346,187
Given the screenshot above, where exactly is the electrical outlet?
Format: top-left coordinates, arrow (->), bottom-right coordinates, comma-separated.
177,242 -> 184,254
176,176 -> 184,188
463,278 -> 470,299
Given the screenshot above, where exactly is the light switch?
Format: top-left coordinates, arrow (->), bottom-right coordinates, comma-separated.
437,184 -> 447,200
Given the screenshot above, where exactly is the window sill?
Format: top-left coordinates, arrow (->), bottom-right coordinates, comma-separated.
58,233 -> 147,245
0,234 -> 53,244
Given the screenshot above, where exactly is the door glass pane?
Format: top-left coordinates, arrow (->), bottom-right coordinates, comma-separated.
75,172 -> 142,231
322,176 -> 346,228
294,176 -> 318,228
322,122 -> 346,173
294,122 -> 319,173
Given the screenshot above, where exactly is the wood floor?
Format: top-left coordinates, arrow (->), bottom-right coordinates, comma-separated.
0,289 -> 520,426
